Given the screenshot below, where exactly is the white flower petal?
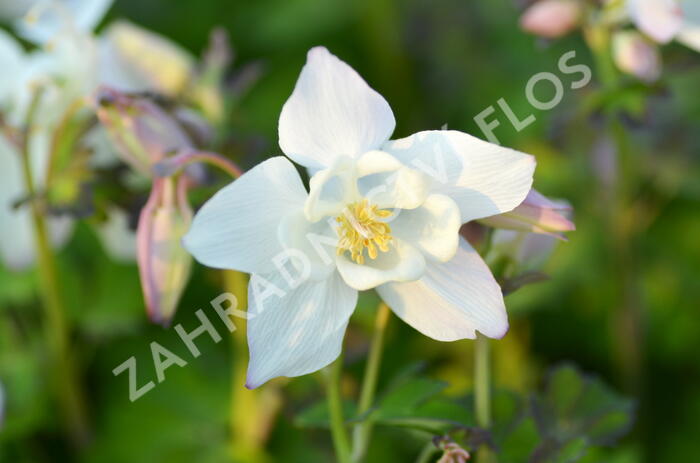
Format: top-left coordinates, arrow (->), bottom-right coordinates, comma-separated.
183,157 -> 307,274
356,150 -> 428,210
304,157 -> 358,222
96,207 -> 136,262
391,194 -> 461,262
376,238 -> 508,341
278,209 -> 338,281
246,270 -> 357,388
278,46 -> 396,170
383,130 -> 535,223
628,0 -> 683,44
0,29 -> 24,105
677,0 -> 700,51
677,25 -> 700,51
17,0 -> 114,45
336,238 -> 425,291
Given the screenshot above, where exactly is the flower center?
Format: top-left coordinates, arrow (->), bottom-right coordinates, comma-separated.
335,199 -> 393,265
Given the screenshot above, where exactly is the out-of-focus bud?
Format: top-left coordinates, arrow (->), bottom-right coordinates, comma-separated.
612,31 -> 661,82
137,176 -> 192,326
190,28 -> 231,125
99,20 -> 194,97
95,87 -> 192,175
479,189 -> 575,238
437,442 -> 471,463
491,229 -> 560,271
520,0 -> 582,38
627,0 -> 683,44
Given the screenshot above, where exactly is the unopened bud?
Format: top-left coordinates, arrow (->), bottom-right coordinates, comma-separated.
520,0 -> 582,39
612,31 -> 661,82
95,87 -> 192,175
137,176 -> 193,326
437,442 -> 471,463
479,189 -> 575,238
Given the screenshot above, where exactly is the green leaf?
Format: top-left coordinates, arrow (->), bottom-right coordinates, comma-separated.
294,400 -> 357,429
530,364 -> 635,463
498,416 -> 540,463
376,377 -> 448,415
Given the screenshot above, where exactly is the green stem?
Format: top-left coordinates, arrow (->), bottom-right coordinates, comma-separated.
19,100 -> 89,447
474,334 -> 495,463
414,440 -> 437,463
224,270 -> 274,463
351,302 -> 391,462
327,353 -> 352,463
153,148 -> 243,179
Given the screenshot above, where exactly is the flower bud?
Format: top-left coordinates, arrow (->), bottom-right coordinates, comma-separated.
478,189 -> 575,237
491,229 -> 559,272
99,20 -> 194,97
437,442 -> 471,463
95,87 -> 192,175
520,0 -> 582,39
137,176 -> 192,326
612,31 -> 662,82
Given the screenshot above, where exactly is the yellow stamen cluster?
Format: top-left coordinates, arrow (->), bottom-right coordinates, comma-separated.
336,199 -> 393,265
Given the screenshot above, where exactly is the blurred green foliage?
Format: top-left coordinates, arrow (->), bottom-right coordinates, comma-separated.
1,0 -> 700,462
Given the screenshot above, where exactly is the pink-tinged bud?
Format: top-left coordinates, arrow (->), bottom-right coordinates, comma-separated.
612,31 -> 661,82
491,229 -> 559,271
437,443 -> 471,463
95,87 -> 192,175
520,0 -> 582,38
137,176 -> 193,326
479,189 -> 575,238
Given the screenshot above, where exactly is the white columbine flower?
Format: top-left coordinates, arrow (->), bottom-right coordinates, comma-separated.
627,0 -> 700,51
0,28 -> 77,270
184,47 -> 535,388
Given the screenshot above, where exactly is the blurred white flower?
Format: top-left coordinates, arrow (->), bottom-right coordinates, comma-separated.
98,20 -> 194,97
0,0 -> 34,21
184,47 -> 536,388
627,0 -> 700,51
0,1 -> 197,271
96,207 -> 137,262
0,31 -> 77,271
15,0 -> 113,45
